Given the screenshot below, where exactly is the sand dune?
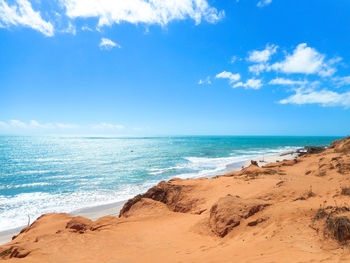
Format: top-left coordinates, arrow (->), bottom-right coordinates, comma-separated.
1,137 -> 350,262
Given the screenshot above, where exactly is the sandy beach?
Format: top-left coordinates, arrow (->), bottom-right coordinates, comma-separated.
0,149 -> 301,246
0,201 -> 125,245
0,150 -> 301,246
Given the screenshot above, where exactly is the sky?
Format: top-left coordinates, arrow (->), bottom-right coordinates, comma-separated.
0,0 -> 350,136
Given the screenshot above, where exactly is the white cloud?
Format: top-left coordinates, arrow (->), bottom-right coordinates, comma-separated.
0,121 -> 8,128
0,0 -> 54,36
198,76 -> 211,85
329,56 -> 343,65
9,119 -> 27,128
61,0 -> 224,27
92,123 -> 125,129
56,123 -> 80,129
234,78 -> 263,90
0,120 -> 126,132
0,0 -> 223,35
248,63 -> 269,75
280,88 -> 350,107
81,25 -> 93,31
257,0 -> 272,7
333,75 -> 350,87
99,38 -> 121,50
269,78 -> 307,86
216,71 -> 241,84
230,56 -> 237,64
247,44 -> 277,63
60,21 -> 76,35
271,43 -> 336,77
0,120 -> 79,130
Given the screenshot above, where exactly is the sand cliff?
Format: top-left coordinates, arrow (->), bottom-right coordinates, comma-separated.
1,137 -> 350,262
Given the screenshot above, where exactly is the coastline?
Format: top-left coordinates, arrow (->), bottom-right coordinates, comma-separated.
0,149 -> 301,245
2,137 -> 349,262
0,201 -> 126,245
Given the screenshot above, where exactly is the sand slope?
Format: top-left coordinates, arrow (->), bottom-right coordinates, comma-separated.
1,137 -> 350,262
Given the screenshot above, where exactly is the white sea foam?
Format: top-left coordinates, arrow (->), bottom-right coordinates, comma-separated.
0,182 -> 52,190
19,170 -> 54,175
180,146 -> 300,179
0,181 -> 157,232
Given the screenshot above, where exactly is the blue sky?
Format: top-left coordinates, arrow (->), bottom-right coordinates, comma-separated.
0,0 -> 350,136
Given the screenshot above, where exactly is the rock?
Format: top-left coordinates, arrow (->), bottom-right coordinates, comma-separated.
304,146 -> 327,154
251,160 -> 259,166
120,181 -> 197,217
119,195 -> 143,217
209,195 -> 269,237
120,198 -> 170,218
66,217 -> 93,233
0,247 -> 30,259
330,137 -> 350,148
247,217 -> 267,227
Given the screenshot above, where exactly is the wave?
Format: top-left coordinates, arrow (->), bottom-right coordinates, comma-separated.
0,182 -> 52,190
0,181 -> 157,232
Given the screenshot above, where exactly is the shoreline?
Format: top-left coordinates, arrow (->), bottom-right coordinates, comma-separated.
0,149 -> 301,245
0,200 -> 126,245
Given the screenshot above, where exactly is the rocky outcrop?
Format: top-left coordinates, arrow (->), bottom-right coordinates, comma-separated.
66,216 -> 93,233
0,247 -> 30,259
120,180 -> 198,217
209,195 -> 269,237
303,146 -> 327,154
330,136 -> 350,149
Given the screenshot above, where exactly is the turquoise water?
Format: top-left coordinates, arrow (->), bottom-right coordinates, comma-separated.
0,136 -> 339,231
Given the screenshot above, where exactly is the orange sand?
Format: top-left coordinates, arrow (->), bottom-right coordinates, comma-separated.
1,137 -> 350,262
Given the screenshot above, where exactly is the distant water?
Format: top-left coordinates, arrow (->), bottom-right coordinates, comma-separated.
0,136 -> 339,231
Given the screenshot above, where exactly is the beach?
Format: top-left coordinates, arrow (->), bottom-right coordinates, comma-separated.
0,148 -> 302,245
0,148 -> 303,245
0,201 -> 125,245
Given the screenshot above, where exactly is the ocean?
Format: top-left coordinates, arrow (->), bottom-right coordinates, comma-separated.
0,135 -> 339,232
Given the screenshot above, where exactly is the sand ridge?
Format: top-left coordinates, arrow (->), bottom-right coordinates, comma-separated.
1,137 -> 350,262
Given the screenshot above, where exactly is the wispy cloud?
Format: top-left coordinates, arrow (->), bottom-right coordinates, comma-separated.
92,123 -> 125,130
0,0 -> 54,36
60,21 -> 76,35
0,120 -> 79,129
257,0 -> 272,7
230,56 -> 237,64
233,78 -> 263,90
81,25 -> 93,31
99,38 -> 121,50
249,63 -> 269,75
198,76 -> 211,85
216,71 -> 241,84
333,75 -> 350,87
247,44 -> 278,63
0,120 -> 126,132
247,44 -> 277,75
269,78 -> 308,86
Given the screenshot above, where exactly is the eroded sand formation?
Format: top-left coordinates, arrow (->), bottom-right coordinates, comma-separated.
1,137 -> 350,262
